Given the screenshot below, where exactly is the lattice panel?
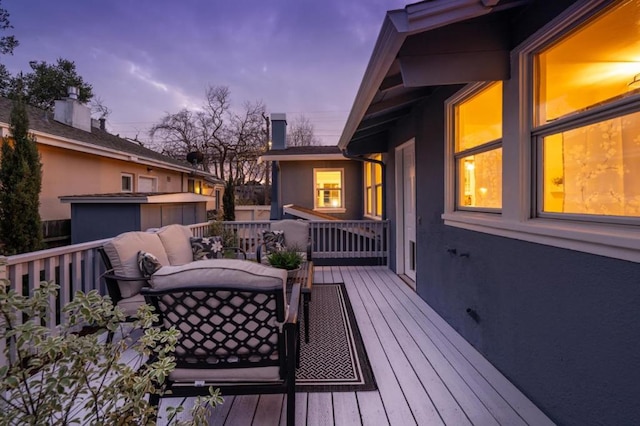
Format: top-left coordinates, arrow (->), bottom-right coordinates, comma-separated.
151,289 -> 282,367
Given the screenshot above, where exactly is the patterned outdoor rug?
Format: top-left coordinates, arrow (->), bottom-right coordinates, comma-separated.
296,283 -> 377,392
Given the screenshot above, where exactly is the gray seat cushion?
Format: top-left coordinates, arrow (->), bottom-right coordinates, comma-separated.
169,366 -> 281,383
116,293 -> 146,317
149,259 -> 287,293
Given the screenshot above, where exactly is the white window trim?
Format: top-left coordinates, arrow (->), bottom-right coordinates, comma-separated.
313,167 -> 346,213
442,0 -> 640,263
444,81 -> 503,214
364,156 -> 383,220
121,173 -> 134,193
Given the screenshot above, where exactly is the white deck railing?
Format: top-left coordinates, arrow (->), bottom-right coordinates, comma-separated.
0,219 -> 389,365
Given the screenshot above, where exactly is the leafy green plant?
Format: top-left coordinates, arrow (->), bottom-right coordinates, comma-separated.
0,273 -> 222,425
267,246 -> 303,271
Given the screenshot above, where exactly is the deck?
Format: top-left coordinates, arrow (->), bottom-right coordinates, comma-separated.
160,266 -> 553,426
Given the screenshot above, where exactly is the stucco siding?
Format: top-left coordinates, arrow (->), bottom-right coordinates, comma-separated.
38,144 -> 185,221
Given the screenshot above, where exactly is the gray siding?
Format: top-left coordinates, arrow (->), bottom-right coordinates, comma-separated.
383,62 -> 640,426
279,160 -> 363,220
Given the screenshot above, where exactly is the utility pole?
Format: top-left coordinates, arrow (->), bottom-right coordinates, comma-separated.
262,113 -> 271,205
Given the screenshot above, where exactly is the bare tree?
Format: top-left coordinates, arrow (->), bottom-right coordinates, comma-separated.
287,114 -> 321,147
149,85 -> 268,186
149,108 -> 210,170
90,96 -> 111,120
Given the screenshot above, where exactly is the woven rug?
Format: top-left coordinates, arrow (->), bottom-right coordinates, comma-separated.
296,283 -> 377,392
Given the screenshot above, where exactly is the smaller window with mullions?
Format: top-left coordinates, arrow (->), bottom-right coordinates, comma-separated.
452,81 -> 503,211
121,173 -> 133,192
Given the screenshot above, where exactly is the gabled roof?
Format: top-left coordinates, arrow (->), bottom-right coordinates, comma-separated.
0,97 -> 213,176
339,0 -> 532,154
261,145 -> 346,161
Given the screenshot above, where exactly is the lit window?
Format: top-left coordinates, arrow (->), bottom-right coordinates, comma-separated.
453,82 -> 502,210
364,155 -> 383,218
187,178 -> 202,194
121,173 -> 133,192
535,1 -> 640,220
314,169 -> 344,210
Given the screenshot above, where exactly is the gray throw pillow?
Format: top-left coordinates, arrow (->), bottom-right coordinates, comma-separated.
262,230 -> 285,254
137,251 -> 162,277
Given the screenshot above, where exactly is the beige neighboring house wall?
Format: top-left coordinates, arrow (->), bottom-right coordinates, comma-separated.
0,96 -> 221,224
37,143 -> 187,221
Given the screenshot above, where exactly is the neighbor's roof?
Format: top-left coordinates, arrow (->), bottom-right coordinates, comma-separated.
338,0 -> 531,154
0,97 -> 214,177
261,145 -> 346,161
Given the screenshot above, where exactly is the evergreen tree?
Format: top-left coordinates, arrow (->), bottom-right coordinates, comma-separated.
222,179 -> 235,222
0,97 -> 43,254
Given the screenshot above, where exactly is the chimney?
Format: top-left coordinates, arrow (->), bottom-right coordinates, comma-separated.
269,113 -> 287,220
99,118 -> 106,130
53,87 -> 91,132
270,113 -> 287,150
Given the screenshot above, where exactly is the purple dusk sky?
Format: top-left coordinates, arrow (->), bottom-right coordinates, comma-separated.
1,0 -> 407,146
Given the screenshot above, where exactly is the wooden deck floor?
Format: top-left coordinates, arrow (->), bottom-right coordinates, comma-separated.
160,266 -> 554,425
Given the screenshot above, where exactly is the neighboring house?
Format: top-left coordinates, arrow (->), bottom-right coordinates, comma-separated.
263,113 -> 382,221
0,94 -> 223,244
339,0 -> 640,425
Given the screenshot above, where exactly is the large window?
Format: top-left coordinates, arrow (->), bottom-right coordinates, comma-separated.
453,82 -> 503,210
535,1 -> 640,221
314,168 -> 344,211
364,154 -> 383,218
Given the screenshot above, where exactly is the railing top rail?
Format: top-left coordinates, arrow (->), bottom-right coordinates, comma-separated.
1,237 -> 113,265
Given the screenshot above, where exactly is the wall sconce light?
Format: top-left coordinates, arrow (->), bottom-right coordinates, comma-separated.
628,73 -> 640,90
146,167 -> 153,173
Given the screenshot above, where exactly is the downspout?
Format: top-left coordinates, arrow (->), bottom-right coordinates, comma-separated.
341,149 -> 387,220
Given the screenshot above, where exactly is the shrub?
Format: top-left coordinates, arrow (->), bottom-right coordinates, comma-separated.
0,273 -> 222,425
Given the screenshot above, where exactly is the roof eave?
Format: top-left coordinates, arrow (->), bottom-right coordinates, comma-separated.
260,153 -> 347,162
338,0 -> 506,150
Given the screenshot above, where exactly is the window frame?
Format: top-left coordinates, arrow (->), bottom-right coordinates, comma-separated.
441,0 -> 640,263
364,155 -> 383,219
121,173 -> 134,193
313,167 -> 345,213
445,81 -> 503,214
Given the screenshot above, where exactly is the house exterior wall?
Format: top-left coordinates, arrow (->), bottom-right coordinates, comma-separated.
279,160 -> 363,220
380,3 -> 640,424
37,144 -> 186,221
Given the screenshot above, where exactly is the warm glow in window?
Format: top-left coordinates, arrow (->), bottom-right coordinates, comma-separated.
536,1 -> 640,124
458,149 -> 503,208
454,82 -> 503,209
315,169 -> 343,209
536,2 -> 640,219
456,82 -> 502,151
364,155 -> 383,217
542,112 -> 640,217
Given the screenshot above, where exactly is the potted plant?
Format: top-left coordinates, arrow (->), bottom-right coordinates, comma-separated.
267,246 -> 303,277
